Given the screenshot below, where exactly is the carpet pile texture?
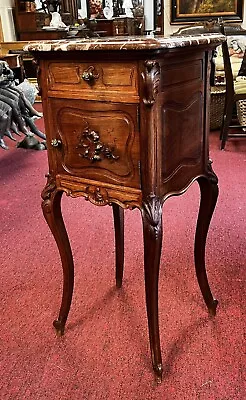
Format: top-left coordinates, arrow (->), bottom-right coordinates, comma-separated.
0,112 -> 245,399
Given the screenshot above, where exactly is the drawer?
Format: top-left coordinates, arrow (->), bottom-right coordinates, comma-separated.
47,98 -> 141,189
47,61 -> 139,101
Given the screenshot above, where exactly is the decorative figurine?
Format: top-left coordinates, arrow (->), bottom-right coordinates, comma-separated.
123,0 -> 133,17
0,61 -> 46,150
49,11 -> 67,28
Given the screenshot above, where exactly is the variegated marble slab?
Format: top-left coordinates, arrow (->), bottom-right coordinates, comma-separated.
24,34 -> 225,52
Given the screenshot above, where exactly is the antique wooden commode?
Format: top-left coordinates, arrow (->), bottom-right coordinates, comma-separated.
26,33 -> 224,381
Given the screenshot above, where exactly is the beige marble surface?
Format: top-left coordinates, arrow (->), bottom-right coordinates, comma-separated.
24,34 -> 225,52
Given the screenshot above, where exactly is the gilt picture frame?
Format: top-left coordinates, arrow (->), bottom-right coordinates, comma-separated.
171,0 -> 244,23
87,1 -> 105,19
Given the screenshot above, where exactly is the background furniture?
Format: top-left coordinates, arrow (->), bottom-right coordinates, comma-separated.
218,20 -> 246,149
26,33 -> 224,381
0,16 -> 3,42
0,41 -> 37,82
154,0 -> 164,34
14,0 -> 75,40
0,53 -> 25,82
17,29 -> 69,41
212,31 -> 246,133
14,0 -> 145,40
173,21 -> 246,132
88,16 -> 145,36
14,0 -> 50,40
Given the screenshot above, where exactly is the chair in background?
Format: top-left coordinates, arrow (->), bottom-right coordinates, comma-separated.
219,19 -> 246,149
172,20 -> 246,133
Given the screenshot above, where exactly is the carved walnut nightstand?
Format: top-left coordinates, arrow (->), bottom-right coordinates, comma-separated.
26,34 -> 224,382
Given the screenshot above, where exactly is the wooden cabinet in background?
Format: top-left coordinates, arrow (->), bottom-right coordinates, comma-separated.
93,17 -> 145,36
14,0 -> 74,40
15,11 -> 50,35
14,1 -> 49,35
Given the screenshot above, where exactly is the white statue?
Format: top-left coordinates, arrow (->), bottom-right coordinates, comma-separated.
123,0 -> 133,18
105,0 -> 113,7
50,12 -> 66,28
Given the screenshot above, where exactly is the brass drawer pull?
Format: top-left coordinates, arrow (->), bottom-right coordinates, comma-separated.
81,66 -> 99,84
51,139 -> 62,148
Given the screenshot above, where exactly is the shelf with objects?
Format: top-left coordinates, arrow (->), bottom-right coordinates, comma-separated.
14,0 -> 74,41
14,0 -> 144,40
84,0 -> 145,36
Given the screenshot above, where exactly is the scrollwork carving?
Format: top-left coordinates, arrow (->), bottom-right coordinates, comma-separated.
41,174 -> 56,201
56,176 -> 142,209
142,193 -> 163,239
142,60 -> 161,107
207,158 -> 218,185
77,125 -> 119,163
84,185 -> 110,206
41,174 -> 57,213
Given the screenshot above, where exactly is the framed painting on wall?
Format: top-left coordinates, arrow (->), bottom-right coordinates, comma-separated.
87,0 -> 104,18
171,0 -> 244,23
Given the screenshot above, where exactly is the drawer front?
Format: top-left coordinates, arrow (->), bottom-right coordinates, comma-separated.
47,99 -> 140,189
48,62 -> 138,100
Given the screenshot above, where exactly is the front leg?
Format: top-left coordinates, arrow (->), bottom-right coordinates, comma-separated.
41,175 -> 74,336
195,165 -> 219,316
142,194 -> 163,382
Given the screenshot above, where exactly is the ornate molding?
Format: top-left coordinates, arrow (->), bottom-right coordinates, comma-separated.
41,174 -> 57,213
84,185 -> 109,206
56,176 -> 142,209
143,193 -> 162,226
62,184 -> 140,209
41,174 -> 56,201
207,158 -> 218,185
142,60 -> 161,107
142,193 -> 163,239
77,125 -> 119,163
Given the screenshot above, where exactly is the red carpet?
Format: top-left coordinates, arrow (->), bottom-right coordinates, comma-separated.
0,110 -> 245,399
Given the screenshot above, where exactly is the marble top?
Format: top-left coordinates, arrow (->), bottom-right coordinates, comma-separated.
24,34 -> 225,52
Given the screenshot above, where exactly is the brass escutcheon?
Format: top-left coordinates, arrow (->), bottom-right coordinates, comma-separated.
51,139 -> 62,148
81,66 -> 99,84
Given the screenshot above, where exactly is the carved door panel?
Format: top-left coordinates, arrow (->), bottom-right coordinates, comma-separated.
48,98 -> 141,189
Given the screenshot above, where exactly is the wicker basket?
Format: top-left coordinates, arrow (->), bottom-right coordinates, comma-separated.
210,85 -> 226,130
236,100 -> 246,127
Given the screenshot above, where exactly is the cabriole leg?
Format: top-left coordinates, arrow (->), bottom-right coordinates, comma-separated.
195,171 -> 219,316
41,176 -> 74,336
142,195 -> 163,382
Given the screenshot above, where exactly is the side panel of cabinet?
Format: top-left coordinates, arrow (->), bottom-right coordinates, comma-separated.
159,53 -> 208,196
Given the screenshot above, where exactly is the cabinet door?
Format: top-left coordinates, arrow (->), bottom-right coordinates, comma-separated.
46,98 -> 141,189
